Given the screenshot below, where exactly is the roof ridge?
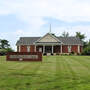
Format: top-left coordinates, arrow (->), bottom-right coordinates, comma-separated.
20,37 -> 41,38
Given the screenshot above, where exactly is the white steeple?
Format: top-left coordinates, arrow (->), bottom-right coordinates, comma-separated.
49,24 -> 51,33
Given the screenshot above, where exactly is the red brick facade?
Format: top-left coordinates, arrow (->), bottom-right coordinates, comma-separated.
62,45 -> 68,53
71,45 -> 78,53
7,52 -> 42,61
21,45 -> 27,52
17,45 -> 83,54
30,45 -> 35,52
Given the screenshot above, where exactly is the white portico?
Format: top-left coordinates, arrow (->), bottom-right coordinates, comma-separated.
34,33 -> 63,54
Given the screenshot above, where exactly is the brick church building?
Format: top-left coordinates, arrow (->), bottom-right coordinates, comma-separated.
16,33 -> 83,55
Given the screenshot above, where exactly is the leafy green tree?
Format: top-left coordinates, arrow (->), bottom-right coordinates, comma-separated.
0,40 -> 10,49
82,46 -> 90,55
82,40 -> 90,55
83,41 -> 88,48
6,48 -> 14,52
61,31 -> 69,37
0,39 -> 14,55
76,32 -> 85,41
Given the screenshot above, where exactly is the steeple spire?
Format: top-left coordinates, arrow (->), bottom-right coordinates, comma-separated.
49,24 -> 51,33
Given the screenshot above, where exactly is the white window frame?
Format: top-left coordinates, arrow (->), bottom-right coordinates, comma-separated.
68,45 -> 71,53
39,48 -> 42,52
27,46 -> 30,52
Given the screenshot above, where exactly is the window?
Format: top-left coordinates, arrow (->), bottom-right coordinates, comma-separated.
68,45 -> 71,53
27,46 -> 30,52
39,48 -> 42,52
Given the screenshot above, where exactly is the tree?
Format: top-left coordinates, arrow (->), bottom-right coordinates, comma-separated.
81,40 -> 90,55
82,46 -> 90,55
76,32 -> 85,41
0,39 -> 14,56
0,40 -> 10,49
6,48 -> 14,52
61,31 -> 69,37
0,48 -> 14,56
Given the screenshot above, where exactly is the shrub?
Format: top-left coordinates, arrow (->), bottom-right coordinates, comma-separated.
0,49 -> 7,56
69,51 -> 76,55
51,53 -> 53,55
43,53 -> 46,56
0,48 -> 14,56
82,46 -> 90,55
56,53 -> 60,55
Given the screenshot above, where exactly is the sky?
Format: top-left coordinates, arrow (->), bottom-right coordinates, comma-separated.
0,0 -> 90,50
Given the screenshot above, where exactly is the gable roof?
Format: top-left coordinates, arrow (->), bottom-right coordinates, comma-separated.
16,33 -> 83,46
35,33 -> 61,43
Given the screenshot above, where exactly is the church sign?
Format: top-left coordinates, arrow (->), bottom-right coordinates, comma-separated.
6,52 -> 42,61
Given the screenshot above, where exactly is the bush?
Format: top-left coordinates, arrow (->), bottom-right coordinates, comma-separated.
0,49 -> 7,56
69,51 -> 77,55
56,53 -> 60,55
5,48 -> 14,52
51,53 -> 53,55
70,51 -> 75,55
0,48 -> 14,56
82,46 -> 90,55
43,53 -> 46,56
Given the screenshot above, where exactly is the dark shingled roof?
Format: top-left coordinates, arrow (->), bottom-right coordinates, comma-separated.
16,36 -> 83,46
16,37 -> 40,45
57,37 -> 83,45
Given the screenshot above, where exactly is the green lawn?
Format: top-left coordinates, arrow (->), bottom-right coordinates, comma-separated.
0,56 -> 90,90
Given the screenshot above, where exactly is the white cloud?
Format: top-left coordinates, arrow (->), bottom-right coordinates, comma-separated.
1,0 -> 90,21
0,0 -> 90,50
1,0 -> 90,30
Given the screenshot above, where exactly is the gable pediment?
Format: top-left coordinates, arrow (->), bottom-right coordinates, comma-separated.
36,33 -> 60,43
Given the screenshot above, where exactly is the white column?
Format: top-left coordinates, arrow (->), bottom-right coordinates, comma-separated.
61,45 -> 62,53
78,45 -> 80,53
43,45 -> 45,54
52,45 -> 53,53
35,45 -> 36,52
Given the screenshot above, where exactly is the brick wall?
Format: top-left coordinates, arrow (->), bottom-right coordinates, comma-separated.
62,45 -> 68,53
80,46 -> 83,53
18,45 -> 82,54
18,45 -> 35,52
71,45 -> 78,53
62,45 -> 80,53
20,45 -> 27,52
30,45 -> 35,52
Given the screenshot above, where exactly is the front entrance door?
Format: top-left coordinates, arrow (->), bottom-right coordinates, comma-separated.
45,46 -> 52,53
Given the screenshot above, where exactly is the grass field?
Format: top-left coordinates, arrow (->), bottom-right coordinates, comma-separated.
0,56 -> 90,90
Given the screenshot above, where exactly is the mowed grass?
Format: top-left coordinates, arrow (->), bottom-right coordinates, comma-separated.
0,56 -> 90,90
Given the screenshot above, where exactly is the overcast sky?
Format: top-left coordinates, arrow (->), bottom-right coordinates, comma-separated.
0,0 -> 90,50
